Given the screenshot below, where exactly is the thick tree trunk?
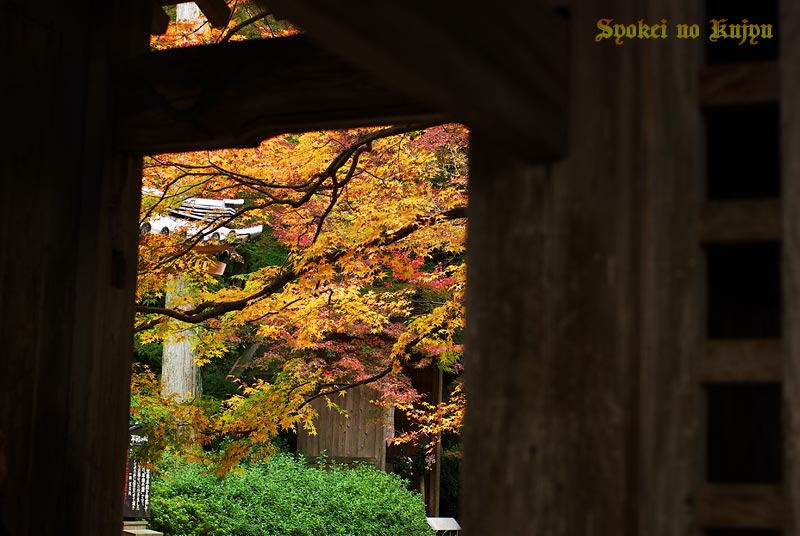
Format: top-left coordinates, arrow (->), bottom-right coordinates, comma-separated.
161,275 -> 202,401
159,5 -> 205,404
176,2 -> 203,22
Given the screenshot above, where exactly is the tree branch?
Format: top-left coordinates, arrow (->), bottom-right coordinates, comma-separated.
141,124 -> 436,272
295,331 -> 423,411
220,9 -> 271,43
134,205 -> 466,330
296,365 -> 393,411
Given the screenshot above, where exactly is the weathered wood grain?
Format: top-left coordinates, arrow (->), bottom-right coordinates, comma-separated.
114,35 -> 442,154
462,1 -> 706,535
463,145 -> 567,536
265,0 -> 568,160
0,1 -> 149,534
462,1 -> 643,524
635,4 -> 707,536
297,385 -> 391,471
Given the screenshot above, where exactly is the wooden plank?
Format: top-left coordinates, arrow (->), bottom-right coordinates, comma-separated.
781,1 -> 800,534
697,484 -> 784,528
114,34 -> 443,154
266,0 -> 568,160
700,199 -> 781,243
296,385 -> 388,470
700,61 -> 778,107
633,2 -> 705,536
701,339 -> 783,383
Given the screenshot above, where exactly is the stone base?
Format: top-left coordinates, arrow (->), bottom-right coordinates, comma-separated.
123,520 -> 163,536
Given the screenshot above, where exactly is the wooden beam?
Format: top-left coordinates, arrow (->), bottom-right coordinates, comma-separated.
114,34 -> 443,154
697,484 -> 784,528
700,61 -> 778,107
701,339 -> 783,383
266,0 -> 568,161
151,1 -> 169,35
700,199 -> 781,243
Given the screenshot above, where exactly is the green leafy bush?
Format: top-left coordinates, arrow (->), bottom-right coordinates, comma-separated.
149,454 -> 435,536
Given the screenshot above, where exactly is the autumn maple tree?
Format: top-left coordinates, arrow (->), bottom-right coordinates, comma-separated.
131,2 -> 468,473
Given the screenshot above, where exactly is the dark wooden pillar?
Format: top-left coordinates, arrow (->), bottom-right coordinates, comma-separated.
463,144 -> 566,535
462,3 -> 637,534
462,1 -> 703,534
463,118 -> 637,534
784,1 -> 800,534
0,2 -> 149,534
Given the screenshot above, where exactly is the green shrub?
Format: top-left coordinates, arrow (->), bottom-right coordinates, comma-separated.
149,454 -> 435,536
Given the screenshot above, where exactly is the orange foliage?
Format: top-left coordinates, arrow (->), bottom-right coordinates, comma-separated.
133,3 -> 467,472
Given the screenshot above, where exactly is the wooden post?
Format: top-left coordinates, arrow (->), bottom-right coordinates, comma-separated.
461,1 -> 639,531
783,1 -> 800,534
0,1 -> 150,534
429,366 -> 443,517
460,2 -> 710,534
463,141 -> 584,536
635,1 -> 704,535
